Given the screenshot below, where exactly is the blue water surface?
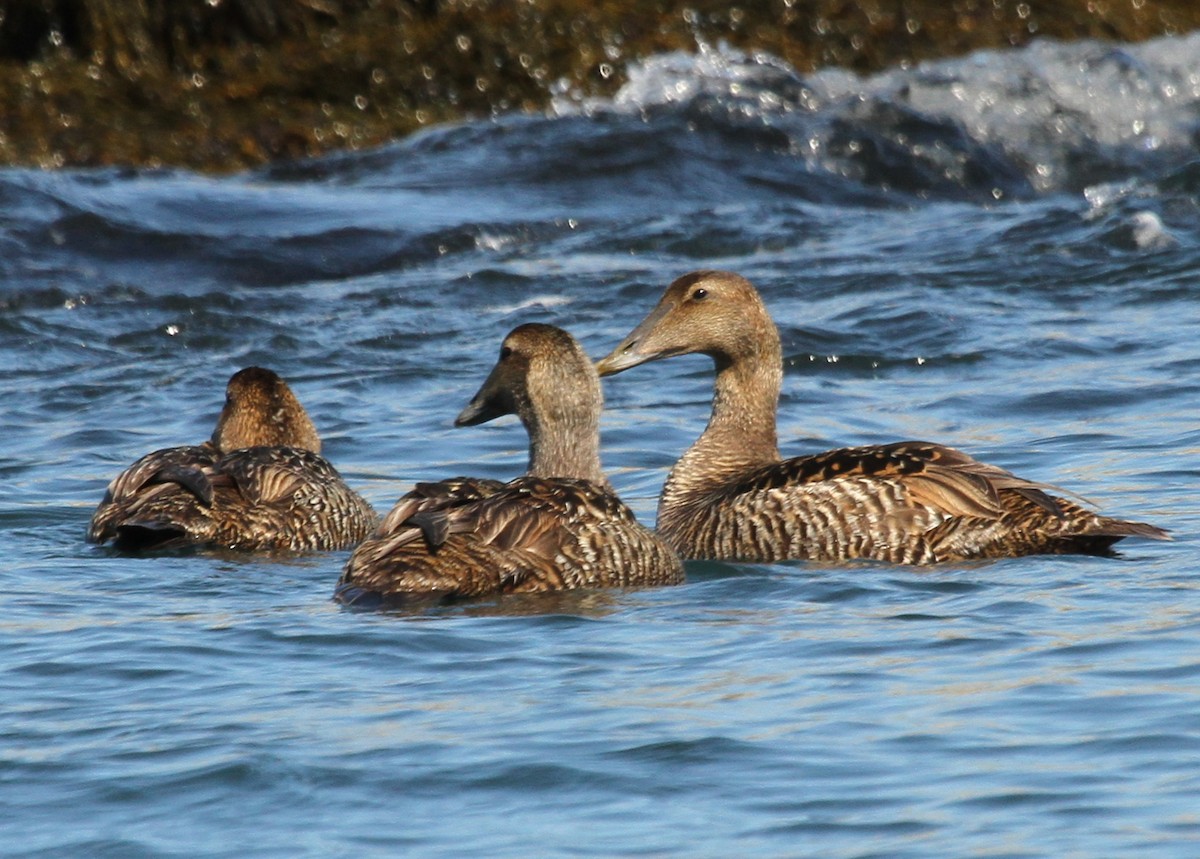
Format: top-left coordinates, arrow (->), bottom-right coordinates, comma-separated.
2,35 -> 1198,858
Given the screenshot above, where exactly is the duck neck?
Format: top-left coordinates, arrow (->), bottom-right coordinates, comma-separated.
524,408 -> 609,488
665,345 -> 783,501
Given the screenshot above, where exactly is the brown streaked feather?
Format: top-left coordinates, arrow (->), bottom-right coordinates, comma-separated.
727,442 -> 1068,523
660,444 -> 1169,565
90,444 -> 378,552
89,444 -> 219,545
375,477 -> 507,535
884,442 -> 1064,517
151,464 -> 215,507
220,447 -> 327,506
407,511 -> 451,549
339,476 -> 682,600
901,470 -> 1003,521
924,492 -> 1169,560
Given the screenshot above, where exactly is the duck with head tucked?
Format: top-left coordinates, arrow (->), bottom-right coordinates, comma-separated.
89,367 -> 378,552
596,270 -> 1169,564
335,323 -> 684,605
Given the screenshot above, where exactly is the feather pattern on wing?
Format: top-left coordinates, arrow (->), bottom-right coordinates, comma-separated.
338,476 -> 681,602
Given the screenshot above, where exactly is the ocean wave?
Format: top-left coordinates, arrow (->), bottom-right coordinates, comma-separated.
556,32 -> 1200,199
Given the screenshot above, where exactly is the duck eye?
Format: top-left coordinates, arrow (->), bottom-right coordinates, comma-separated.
692,288 -> 708,301
499,346 -> 513,360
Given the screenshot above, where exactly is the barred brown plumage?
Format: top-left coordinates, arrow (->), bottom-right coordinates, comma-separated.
88,367 -> 378,552
335,323 -> 683,606
597,270 -> 1170,564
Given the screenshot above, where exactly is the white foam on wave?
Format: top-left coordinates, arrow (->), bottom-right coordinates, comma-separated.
844,34 -> 1200,192
1128,210 -> 1177,250
615,41 -> 801,112
1081,179 -> 1179,249
551,40 -> 808,118
555,32 -> 1200,194
483,294 -> 572,315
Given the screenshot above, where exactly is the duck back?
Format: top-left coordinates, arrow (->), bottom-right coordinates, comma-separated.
90,443 -> 378,552
658,441 -> 1168,564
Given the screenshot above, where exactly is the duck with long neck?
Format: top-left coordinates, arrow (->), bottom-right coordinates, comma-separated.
336,323 -> 681,605
597,270 -> 1169,564
598,272 -> 786,543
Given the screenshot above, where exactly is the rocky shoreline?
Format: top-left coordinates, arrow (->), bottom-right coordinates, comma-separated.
2,0 -> 1196,172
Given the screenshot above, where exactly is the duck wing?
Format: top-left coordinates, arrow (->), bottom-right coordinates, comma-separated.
98,444 -> 218,506
729,440 -> 1056,521
216,446 -> 329,505
203,446 -> 377,551
371,476 -> 509,547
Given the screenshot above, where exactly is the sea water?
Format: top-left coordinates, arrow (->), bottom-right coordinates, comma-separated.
2,34 -> 1198,857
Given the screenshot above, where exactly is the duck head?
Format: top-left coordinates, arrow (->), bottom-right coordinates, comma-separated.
596,270 -> 777,376
211,367 -> 322,453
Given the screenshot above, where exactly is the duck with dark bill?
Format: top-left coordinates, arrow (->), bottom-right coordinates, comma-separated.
336,323 -> 683,605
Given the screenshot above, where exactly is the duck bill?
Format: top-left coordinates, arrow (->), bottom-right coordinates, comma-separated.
595,302 -> 675,377
454,395 -> 503,427
595,338 -> 650,376
454,363 -> 514,427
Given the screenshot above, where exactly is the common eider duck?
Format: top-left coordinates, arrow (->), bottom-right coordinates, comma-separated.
335,323 -> 684,605
89,367 -> 378,552
596,270 -> 1169,564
